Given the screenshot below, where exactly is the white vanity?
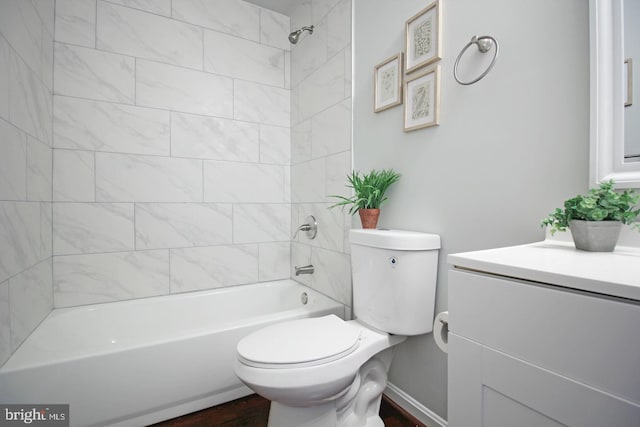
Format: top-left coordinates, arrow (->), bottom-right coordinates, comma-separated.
447,238 -> 640,427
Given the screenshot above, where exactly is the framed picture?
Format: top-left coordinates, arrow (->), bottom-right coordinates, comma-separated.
403,65 -> 440,132
374,53 -> 403,112
405,1 -> 441,74
625,58 -> 632,107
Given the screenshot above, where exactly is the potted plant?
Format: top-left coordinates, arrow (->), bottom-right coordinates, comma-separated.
330,169 -> 401,229
541,180 -> 640,251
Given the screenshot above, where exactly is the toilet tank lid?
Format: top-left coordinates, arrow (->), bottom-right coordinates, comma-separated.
350,229 -> 441,250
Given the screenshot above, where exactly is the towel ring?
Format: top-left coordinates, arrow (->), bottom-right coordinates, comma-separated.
454,35 -> 499,85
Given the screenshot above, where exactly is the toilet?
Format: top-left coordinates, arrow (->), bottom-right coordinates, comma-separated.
235,229 -> 440,427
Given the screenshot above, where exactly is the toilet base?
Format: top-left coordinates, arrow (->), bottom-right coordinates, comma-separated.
266,349 -> 395,427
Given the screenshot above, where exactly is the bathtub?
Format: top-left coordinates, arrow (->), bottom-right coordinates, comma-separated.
0,279 -> 343,426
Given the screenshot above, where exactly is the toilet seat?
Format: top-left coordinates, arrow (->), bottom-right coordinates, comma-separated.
237,315 -> 360,369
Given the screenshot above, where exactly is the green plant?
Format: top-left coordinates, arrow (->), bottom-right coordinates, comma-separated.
541,180 -> 640,235
330,169 -> 401,215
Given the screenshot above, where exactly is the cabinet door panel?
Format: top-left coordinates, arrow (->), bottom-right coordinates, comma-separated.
483,387 -> 566,427
482,346 -> 640,427
449,268 -> 640,404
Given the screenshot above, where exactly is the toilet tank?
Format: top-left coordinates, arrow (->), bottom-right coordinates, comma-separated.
350,229 -> 440,336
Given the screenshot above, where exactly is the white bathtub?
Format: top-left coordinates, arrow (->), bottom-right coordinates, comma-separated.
0,279 -> 343,426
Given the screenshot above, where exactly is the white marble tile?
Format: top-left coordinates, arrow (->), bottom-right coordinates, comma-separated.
259,241 -> 290,281
27,137 -> 52,201
170,244 -> 258,293
311,246 -> 351,305
10,52 -> 52,144
284,50 -> 291,90
260,125 -> 290,165
136,60 -> 233,118
0,119 -> 27,200
54,250 -> 170,307
54,42 -> 135,103
311,98 -> 351,158
291,241 -> 312,286
106,0 -> 171,16
0,280 -> 10,365
326,150 -> 352,199
233,203 -> 290,243
97,2 -> 203,70
170,112 -> 259,162
204,161 -> 284,203
284,165 -> 291,203
0,0 -> 42,75
312,0 -> 342,22
344,45 -> 352,98
290,86 -> 300,126
135,203 -> 232,250
40,202 -> 52,259
291,119 -> 312,164
0,36 -> 11,120
53,149 -> 95,202
290,17 -> 327,87
298,52 -> 345,120
171,0 -> 260,41
327,0 -> 350,57
32,0 -> 56,36
204,30 -> 284,87
54,96 -> 170,156
9,258 -> 52,351
55,0 -> 96,48
41,26 -> 54,90
291,158 -> 326,203
53,203 -> 134,255
0,202 -> 41,283
96,153 -> 202,202
260,8 -> 290,51
234,80 -> 289,127
300,202 -> 344,252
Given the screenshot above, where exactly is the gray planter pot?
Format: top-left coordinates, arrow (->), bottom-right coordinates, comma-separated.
569,220 -> 622,252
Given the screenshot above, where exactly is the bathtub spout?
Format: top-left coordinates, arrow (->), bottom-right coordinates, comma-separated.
295,265 -> 314,276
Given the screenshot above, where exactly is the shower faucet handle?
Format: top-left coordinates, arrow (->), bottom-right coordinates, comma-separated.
293,215 -> 317,240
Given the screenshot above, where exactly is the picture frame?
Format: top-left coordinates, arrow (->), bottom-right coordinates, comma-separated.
403,65 -> 440,132
625,58 -> 632,107
374,53 -> 403,112
405,1 -> 441,74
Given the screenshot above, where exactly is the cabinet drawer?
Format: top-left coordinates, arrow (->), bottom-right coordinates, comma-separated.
449,268 -> 640,404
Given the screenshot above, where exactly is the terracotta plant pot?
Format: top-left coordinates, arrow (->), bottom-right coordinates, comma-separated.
569,219 -> 622,252
359,208 -> 380,229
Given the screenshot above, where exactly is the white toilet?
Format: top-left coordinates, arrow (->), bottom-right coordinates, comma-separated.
235,229 -> 440,427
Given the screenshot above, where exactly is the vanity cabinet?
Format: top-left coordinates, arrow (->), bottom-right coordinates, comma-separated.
447,244 -> 640,427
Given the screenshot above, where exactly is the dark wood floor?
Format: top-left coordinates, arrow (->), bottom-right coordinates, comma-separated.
152,393 -> 427,427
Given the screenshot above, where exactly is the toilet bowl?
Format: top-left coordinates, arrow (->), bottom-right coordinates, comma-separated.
235,229 -> 440,427
236,315 -> 405,407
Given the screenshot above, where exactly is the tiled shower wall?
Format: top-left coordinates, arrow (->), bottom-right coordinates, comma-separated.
52,0 -> 292,308
0,0 -> 55,366
289,0 -> 353,309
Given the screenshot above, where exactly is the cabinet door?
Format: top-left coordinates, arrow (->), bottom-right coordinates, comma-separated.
449,268 -> 640,404
448,333 -> 640,427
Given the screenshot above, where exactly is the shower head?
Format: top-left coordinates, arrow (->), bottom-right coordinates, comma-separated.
288,25 -> 314,44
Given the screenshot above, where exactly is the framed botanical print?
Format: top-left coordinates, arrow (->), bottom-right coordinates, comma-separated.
405,1 -> 442,74
403,65 -> 440,131
374,53 -> 403,112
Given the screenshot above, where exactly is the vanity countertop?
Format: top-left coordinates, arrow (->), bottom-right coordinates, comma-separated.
448,240 -> 640,302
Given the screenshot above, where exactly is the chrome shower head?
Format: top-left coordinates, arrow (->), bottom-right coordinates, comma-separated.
288,25 -> 314,44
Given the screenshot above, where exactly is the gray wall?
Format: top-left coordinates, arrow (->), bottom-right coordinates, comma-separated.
353,0 -> 590,420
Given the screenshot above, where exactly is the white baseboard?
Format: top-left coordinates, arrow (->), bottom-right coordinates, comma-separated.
384,382 -> 447,427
